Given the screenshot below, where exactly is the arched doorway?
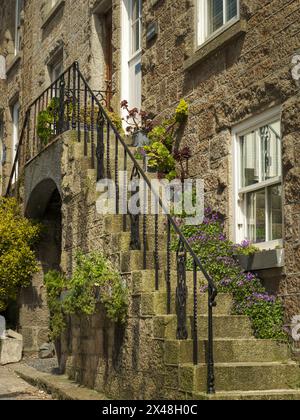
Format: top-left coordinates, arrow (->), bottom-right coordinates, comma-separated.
19,179 -> 62,353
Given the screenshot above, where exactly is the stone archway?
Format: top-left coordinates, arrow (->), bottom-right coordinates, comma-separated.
19,178 -> 62,353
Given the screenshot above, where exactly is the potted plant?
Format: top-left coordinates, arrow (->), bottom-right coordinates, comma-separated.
121,100 -> 154,147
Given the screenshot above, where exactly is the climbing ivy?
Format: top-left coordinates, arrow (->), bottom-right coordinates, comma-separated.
0,198 -> 41,312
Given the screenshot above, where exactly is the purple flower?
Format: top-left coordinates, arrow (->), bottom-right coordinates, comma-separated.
248,292 -> 276,304
245,272 -> 255,281
240,240 -> 251,248
220,278 -> 232,287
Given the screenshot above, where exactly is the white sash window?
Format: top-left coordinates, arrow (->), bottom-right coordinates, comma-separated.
197,0 -> 239,46
233,108 -> 283,248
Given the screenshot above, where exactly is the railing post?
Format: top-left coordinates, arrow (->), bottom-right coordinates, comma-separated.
193,261 -> 198,365
176,239 -> 188,340
130,166 -> 141,250
207,284 -> 216,394
96,109 -> 105,181
59,76 -> 65,134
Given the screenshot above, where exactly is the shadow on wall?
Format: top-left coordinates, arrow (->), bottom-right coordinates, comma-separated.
18,178 -> 62,351
183,34 -> 246,95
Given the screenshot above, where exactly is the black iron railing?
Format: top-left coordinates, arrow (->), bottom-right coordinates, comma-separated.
6,62 -> 217,394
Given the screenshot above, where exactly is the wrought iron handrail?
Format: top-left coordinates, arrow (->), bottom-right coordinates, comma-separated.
5,62 -> 217,394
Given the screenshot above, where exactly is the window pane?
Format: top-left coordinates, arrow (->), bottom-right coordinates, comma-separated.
246,189 -> 266,243
226,0 -> 237,21
241,132 -> 260,187
208,0 -> 224,35
260,121 -> 281,181
268,185 -> 282,241
132,0 -> 140,22
132,21 -> 140,53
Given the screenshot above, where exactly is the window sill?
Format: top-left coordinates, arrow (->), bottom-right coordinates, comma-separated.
6,53 -> 21,77
184,19 -> 247,71
41,0 -> 65,30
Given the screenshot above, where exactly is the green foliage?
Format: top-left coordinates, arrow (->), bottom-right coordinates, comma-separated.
106,110 -> 125,135
44,270 -> 67,341
144,142 -> 175,175
37,98 -> 60,145
44,251 -> 128,340
37,97 -> 125,145
175,99 -> 189,123
173,209 -> 287,341
0,198 -> 40,312
235,242 -> 260,256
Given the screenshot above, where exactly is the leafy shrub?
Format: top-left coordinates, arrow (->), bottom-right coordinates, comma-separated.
44,251 -> 128,339
37,98 -> 60,144
173,208 -> 287,341
0,198 -> 40,312
144,142 -> 175,174
44,270 -> 66,341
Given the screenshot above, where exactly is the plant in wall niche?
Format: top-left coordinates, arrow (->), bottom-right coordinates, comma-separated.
44,251 -> 128,340
64,252 -> 128,323
172,208 -> 287,341
0,198 -> 41,312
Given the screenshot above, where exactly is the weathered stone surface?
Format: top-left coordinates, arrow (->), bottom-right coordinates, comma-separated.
0,316 -> 6,339
39,343 -> 56,360
0,336 -> 23,365
6,329 -> 22,341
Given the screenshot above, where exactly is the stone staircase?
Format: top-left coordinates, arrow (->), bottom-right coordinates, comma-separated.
66,130 -> 300,400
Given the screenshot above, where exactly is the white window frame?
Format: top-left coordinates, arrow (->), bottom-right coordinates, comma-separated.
11,101 -> 20,182
129,0 -> 142,57
232,106 -> 283,250
121,0 -> 142,118
197,0 -> 240,47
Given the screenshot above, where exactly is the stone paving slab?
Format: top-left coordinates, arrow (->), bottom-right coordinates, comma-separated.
13,363 -> 109,400
0,365 -> 52,400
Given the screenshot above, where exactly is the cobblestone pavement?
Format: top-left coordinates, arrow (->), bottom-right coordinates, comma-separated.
0,365 -> 53,400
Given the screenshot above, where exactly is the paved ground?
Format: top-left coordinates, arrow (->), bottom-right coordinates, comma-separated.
0,365 -> 53,400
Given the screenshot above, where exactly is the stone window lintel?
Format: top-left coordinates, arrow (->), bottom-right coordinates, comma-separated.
184,20 -> 247,71
6,53 -> 21,78
41,0 -> 66,30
